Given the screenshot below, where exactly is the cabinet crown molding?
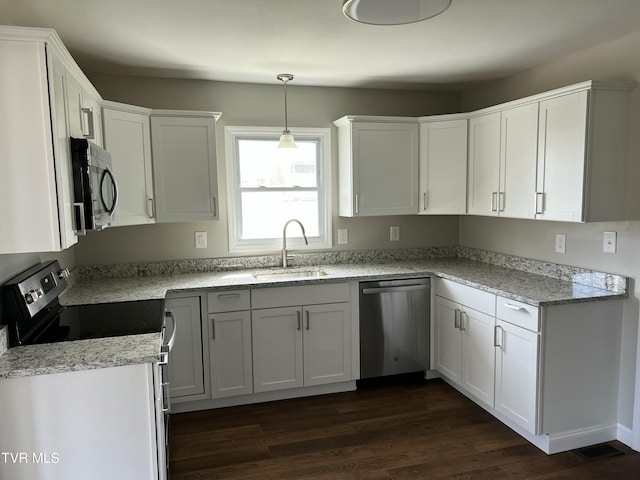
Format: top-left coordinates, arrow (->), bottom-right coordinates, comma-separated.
151,109 -> 222,121
333,115 -> 418,127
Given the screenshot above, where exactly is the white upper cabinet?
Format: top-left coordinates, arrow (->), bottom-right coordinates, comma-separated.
0,27 -> 102,253
468,104 -> 539,218
535,83 -> 633,222
418,116 -> 467,215
151,111 -> 221,223
334,116 -> 419,216
102,101 -> 155,226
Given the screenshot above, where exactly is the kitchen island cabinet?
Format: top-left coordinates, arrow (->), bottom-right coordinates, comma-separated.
0,363 -> 164,480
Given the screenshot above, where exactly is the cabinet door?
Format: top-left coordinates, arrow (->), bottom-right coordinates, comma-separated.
103,107 -> 155,226
467,112 -> 501,216
434,296 -> 462,383
209,311 -> 253,398
535,91 -> 588,222
166,297 -> 205,400
494,319 -> 540,434
302,303 -> 351,386
252,307 -> 303,393
351,122 -> 419,216
500,103 -> 539,219
419,119 -> 467,215
460,307 -> 496,407
151,114 -> 219,222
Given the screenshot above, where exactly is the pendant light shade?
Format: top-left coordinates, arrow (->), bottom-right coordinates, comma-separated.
343,0 -> 451,25
277,73 -> 297,149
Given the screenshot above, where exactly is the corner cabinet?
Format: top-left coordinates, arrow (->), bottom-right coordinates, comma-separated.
0,27 -> 102,253
418,115 -> 468,215
102,101 -> 155,226
150,110 -> 221,222
334,116 -> 419,216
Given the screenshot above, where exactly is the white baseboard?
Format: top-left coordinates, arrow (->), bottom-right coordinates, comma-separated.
617,423 -> 634,448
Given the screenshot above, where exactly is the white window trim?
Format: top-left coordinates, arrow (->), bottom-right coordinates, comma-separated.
224,125 -> 332,254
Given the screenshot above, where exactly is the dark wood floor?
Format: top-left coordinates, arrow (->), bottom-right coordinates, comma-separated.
169,378 -> 640,479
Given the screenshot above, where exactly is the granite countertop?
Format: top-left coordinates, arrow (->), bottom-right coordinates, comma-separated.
59,258 -> 627,307
0,254 -> 627,379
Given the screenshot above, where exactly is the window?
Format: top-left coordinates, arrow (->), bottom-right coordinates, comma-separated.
225,126 -> 332,253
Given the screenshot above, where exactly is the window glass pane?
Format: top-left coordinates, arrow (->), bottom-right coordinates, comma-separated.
238,139 -> 318,188
240,191 -> 319,240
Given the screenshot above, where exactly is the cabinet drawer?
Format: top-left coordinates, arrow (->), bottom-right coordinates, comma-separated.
496,296 -> 539,332
252,283 -> 350,309
435,278 -> 495,316
207,289 -> 250,313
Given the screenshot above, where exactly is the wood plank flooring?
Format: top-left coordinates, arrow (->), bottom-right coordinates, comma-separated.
169,378 -> 640,479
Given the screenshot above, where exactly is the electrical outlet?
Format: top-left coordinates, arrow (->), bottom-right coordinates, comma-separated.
603,231 -> 617,253
555,234 -> 566,254
337,228 -> 349,245
195,231 -> 207,249
390,226 -> 400,242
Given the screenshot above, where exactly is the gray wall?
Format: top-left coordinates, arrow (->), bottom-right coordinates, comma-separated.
73,77 -> 461,265
460,30 -> 640,431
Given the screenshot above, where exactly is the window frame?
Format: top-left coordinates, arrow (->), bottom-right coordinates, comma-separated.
224,126 -> 332,254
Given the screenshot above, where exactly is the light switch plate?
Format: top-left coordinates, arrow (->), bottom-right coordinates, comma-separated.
555,234 -> 566,253
195,231 -> 207,249
390,226 -> 400,242
603,231 -> 617,253
337,228 -> 349,245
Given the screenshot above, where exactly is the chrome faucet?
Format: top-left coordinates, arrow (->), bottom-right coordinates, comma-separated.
282,219 -> 308,268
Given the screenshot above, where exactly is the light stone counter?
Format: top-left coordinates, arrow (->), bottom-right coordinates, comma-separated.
1,248 -> 628,379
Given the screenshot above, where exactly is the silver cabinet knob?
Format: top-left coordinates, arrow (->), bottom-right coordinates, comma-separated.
57,268 -> 70,280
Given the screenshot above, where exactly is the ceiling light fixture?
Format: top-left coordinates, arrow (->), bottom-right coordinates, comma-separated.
276,73 -> 296,149
342,0 -> 451,26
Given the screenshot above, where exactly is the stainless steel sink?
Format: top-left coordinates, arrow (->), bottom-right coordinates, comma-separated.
252,269 -> 327,280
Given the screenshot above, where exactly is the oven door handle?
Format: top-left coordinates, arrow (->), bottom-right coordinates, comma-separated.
161,309 -> 177,354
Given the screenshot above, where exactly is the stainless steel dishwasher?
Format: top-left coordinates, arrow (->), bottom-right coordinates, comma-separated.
359,277 -> 430,379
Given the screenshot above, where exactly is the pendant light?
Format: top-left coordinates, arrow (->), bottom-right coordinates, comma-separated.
342,0 -> 451,26
276,73 -> 297,149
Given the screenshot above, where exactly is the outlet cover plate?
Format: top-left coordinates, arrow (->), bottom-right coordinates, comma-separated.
195,231 -> 207,249
555,234 -> 566,254
603,231 -> 617,253
337,228 -> 349,245
390,226 -> 400,242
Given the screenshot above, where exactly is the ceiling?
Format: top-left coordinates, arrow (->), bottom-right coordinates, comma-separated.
2,0 -> 640,91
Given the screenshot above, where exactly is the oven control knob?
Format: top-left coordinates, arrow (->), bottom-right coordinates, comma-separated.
57,268 -> 70,280
25,289 -> 44,304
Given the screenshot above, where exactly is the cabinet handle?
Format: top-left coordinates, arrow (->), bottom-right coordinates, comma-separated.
491,192 -> 498,212
212,196 -> 217,217
296,311 -> 301,331
354,194 -> 359,214
504,303 -> 526,312
460,311 -> 468,332
494,325 -> 503,348
306,310 -> 310,330
211,317 -> 216,339
454,309 -> 461,329
217,293 -> 241,299
81,107 -> 94,139
147,197 -> 155,218
423,192 -> 427,211
535,192 -> 544,214
498,192 -> 505,212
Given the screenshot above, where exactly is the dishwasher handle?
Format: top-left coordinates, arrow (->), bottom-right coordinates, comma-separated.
362,285 -> 430,295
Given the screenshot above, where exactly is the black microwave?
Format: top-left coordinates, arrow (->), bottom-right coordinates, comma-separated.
70,137 -> 118,234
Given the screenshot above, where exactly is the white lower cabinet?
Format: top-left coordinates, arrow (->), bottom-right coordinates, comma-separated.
434,292 -> 496,407
494,318 -> 539,434
208,289 -> 253,398
251,283 -> 352,394
0,364 -> 162,480
166,296 -> 206,401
